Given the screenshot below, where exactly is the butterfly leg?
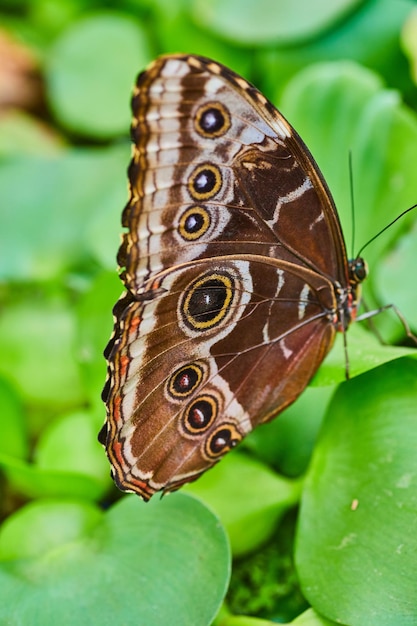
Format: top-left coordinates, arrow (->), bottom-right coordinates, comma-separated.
356,303 -> 417,345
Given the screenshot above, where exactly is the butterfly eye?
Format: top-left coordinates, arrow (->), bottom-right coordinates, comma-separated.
349,257 -> 368,284
183,396 -> 217,433
181,272 -> 234,331
167,363 -> 204,399
188,164 -> 222,200
205,425 -> 241,459
194,102 -> 231,138
178,206 -> 211,241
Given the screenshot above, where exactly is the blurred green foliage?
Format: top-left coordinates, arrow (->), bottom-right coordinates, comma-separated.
1,1 -> 417,625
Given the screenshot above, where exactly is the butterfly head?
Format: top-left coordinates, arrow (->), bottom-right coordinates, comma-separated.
348,257 -> 368,286
336,256 -> 368,330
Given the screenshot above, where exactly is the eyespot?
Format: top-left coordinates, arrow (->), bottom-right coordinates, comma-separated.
181,272 -> 234,331
204,424 -> 242,459
194,102 -> 231,138
182,395 -> 218,434
178,206 -> 211,241
188,164 -> 222,200
167,363 -> 205,399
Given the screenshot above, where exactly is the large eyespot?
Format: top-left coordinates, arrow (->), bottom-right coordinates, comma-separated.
178,206 -> 211,241
181,272 -> 234,331
205,424 -> 242,459
188,164 -> 222,200
194,102 -> 231,138
182,395 -> 218,434
167,363 -> 205,399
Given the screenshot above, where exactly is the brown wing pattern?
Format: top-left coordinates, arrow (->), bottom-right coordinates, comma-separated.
101,55 -> 359,500
103,257 -> 337,500
119,55 -> 349,296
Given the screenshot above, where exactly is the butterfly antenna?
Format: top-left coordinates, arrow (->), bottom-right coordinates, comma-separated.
349,151 -> 356,260
356,203 -> 417,258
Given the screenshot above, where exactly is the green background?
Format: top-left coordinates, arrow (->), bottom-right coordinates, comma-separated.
1,1 -> 417,624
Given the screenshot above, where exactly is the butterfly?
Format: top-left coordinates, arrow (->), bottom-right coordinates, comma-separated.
99,54 -> 367,501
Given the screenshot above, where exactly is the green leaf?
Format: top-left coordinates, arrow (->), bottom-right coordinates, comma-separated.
151,0 -> 253,77
216,615 -> 279,626
0,377 -> 28,459
0,145 -> 128,282
401,7 -> 417,85
0,295 -> 84,411
191,0 -> 363,45
296,358 -> 417,625
0,454 -> 107,500
0,499 -> 102,561
34,410 -> 109,486
0,111 -> 64,156
290,608 -> 338,625
214,607 -> 338,625
28,0 -> 90,43
259,0 -> 415,102
184,452 -> 301,557
374,221 -> 417,334
313,324 -> 416,386
0,494 -> 230,626
45,13 -> 152,138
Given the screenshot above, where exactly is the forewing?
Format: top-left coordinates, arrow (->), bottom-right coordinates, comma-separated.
119,54 -> 349,296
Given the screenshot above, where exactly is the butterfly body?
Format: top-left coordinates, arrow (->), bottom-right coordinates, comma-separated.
100,55 -> 364,500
